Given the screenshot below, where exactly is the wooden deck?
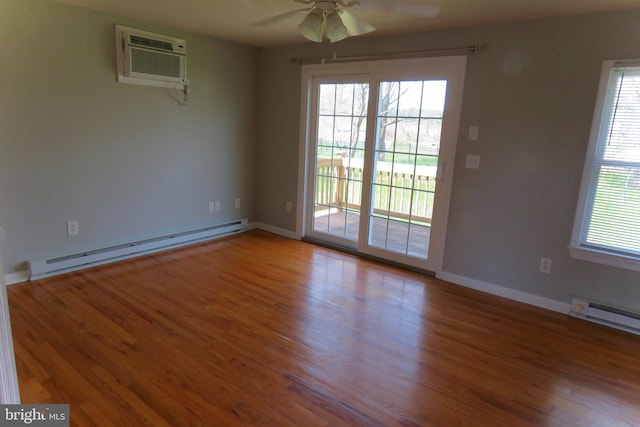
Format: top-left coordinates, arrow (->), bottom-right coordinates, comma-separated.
313,210 -> 431,258
8,230 -> 640,426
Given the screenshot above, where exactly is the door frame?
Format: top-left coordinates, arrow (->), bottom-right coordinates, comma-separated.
0,227 -> 20,404
297,56 -> 467,273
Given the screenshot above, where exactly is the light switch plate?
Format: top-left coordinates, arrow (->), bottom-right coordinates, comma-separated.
468,125 -> 479,141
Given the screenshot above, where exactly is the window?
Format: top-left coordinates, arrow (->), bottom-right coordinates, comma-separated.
570,60 -> 640,271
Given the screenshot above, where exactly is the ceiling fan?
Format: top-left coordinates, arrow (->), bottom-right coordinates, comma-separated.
258,0 -> 440,43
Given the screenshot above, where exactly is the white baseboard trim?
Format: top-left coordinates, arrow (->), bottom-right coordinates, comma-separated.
5,271 -> 29,286
437,271 -> 570,314
250,222 -> 299,240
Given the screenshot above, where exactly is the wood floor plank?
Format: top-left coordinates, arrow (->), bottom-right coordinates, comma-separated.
7,230 -> 640,426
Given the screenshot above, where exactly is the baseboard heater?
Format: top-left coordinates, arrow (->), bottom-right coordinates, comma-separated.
570,295 -> 640,335
28,218 -> 248,280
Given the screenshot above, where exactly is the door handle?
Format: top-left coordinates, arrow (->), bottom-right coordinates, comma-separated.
437,161 -> 445,184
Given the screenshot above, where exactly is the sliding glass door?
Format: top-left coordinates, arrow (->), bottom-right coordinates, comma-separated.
302,57 -> 466,272
310,79 -> 369,244
368,80 -> 446,260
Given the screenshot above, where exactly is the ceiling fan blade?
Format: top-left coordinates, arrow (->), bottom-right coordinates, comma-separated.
339,8 -> 375,36
356,1 -> 440,17
254,8 -> 311,26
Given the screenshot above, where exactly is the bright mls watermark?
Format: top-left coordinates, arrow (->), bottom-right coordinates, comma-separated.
1,405 -> 69,426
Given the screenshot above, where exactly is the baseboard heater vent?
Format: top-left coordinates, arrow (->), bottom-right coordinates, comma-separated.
28,218 -> 248,280
570,295 -> 640,335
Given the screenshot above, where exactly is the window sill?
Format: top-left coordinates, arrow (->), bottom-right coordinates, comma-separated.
569,245 -> 640,273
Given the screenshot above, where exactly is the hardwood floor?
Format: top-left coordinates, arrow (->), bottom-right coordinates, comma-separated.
7,230 -> 640,426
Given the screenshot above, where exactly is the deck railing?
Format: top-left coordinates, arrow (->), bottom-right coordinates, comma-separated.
316,155 -> 436,224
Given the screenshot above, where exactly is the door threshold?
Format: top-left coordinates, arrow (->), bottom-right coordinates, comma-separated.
301,236 -> 436,277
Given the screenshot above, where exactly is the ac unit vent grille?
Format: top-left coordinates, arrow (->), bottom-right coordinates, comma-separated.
130,47 -> 182,79
129,35 -> 174,52
115,25 -> 187,88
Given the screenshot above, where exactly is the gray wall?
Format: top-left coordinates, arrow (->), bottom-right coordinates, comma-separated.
256,12 -> 640,308
0,0 -> 258,273
2,0 -> 638,311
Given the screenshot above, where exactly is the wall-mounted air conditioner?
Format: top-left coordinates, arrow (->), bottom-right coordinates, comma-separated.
115,25 -> 187,88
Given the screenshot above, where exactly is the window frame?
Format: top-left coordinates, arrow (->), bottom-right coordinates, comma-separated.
570,59 -> 640,272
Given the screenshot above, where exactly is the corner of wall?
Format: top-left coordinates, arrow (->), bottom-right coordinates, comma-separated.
4,272 -> 29,286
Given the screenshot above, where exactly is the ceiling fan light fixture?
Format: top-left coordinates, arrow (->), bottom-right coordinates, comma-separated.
266,0 -> 439,44
325,11 -> 348,43
298,9 -> 324,43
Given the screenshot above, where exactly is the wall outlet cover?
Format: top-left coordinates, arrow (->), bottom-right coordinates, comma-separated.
465,154 -> 481,169
67,220 -> 79,236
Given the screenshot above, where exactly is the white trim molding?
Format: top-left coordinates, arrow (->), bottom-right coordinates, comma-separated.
569,59 -> 640,272
5,271 -> 29,286
0,288 -> 20,403
437,271 -> 570,314
569,245 -> 640,273
0,227 -> 21,403
250,222 -> 299,240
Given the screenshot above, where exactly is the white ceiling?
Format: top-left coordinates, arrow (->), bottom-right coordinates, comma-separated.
55,0 -> 640,47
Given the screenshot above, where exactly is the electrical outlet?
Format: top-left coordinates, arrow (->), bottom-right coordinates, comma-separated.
539,257 -> 552,274
235,198 -> 240,209
465,154 -> 481,169
209,202 -> 215,213
286,201 -> 292,212
215,200 -> 221,212
67,220 -> 79,236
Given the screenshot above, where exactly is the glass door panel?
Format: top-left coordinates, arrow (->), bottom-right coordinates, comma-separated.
368,80 -> 447,259
312,82 -> 369,244
303,58 -> 467,272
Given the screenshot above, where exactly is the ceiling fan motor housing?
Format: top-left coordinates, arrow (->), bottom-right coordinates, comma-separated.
290,0 -> 438,43
315,1 -> 339,11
